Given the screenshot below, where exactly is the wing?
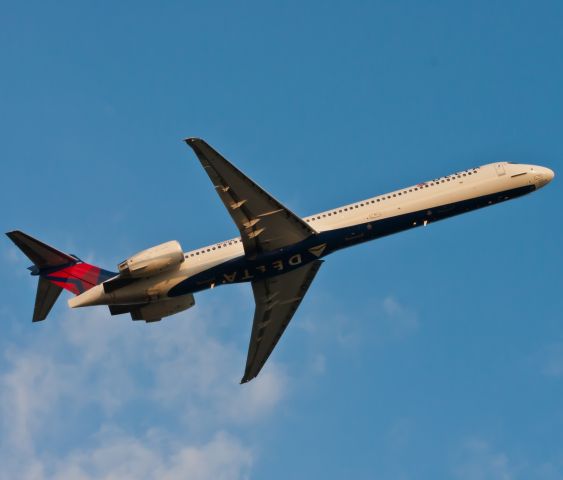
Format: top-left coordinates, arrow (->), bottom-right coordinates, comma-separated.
185,138 -> 316,258
242,260 -> 323,383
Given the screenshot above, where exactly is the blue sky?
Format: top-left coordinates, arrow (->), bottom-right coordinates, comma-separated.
1,1 -> 562,478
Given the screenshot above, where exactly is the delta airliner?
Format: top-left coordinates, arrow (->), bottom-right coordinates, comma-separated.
7,139 -> 554,382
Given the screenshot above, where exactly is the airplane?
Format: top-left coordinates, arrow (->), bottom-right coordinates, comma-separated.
7,138 -> 555,383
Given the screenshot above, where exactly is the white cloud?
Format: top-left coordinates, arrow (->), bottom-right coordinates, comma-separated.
453,438 -> 514,480
386,417 -> 412,451
450,435 -> 563,480
309,353 -> 326,375
0,299 -> 285,479
2,244 -> 30,279
381,296 -> 419,338
50,430 -> 252,480
298,293 -> 419,348
0,349 -> 76,454
3,245 -> 21,264
220,366 -> 287,423
139,304 -> 288,426
540,343 -> 563,377
296,292 -> 361,348
0,429 -> 252,480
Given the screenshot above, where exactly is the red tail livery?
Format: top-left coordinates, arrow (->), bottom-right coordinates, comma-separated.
6,230 -> 115,321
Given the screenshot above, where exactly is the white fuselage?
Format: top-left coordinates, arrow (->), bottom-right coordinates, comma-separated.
178,162 -> 552,275
69,162 -> 553,308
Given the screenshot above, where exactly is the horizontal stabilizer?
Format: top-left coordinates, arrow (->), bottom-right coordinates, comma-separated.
6,230 -> 76,269
33,277 -> 63,322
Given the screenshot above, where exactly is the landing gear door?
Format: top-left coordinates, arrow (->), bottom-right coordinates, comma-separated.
494,163 -> 506,176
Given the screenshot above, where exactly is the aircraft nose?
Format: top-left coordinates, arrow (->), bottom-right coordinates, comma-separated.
543,167 -> 555,182
532,166 -> 555,188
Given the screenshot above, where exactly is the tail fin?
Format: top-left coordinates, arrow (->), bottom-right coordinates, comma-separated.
6,230 -> 116,321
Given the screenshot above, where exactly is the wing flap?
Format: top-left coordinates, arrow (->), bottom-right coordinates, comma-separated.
242,260 -> 323,383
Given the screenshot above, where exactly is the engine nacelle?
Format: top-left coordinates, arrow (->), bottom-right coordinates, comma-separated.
131,294 -> 195,322
118,240 -> 184,278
